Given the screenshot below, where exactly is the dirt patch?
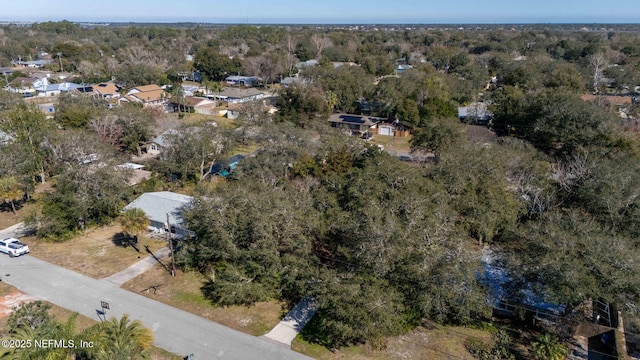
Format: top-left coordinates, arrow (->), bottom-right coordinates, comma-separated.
23,224 -> 169,279
0,290 -> 36,319
121,265 -> 283,336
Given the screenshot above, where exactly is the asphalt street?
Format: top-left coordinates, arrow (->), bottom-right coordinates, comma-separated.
0,253 -> 312,360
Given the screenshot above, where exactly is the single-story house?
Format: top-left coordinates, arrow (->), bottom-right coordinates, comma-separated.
122,191 -> 194,238
458,102 -> 493,125
35,82 -> 83,97
328,113 -> 384,135
280,76 -> 307,86
208,87 -> 265,104
147,129 -> 178,156
295,59 -> 319,69
209,154 -> 245,177
179,96 -> 217,115
124,84 -> 167,107
6,76 -> 48,94
396,64 -> 413,73
13,59 -> 53,68
0,67 -> 13,76
225,75 -> 261,87
93,83 -> 121,99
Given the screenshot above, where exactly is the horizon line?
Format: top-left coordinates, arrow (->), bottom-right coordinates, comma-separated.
1,19 -> 639,26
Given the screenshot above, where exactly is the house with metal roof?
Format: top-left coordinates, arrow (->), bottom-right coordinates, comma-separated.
123,191 -> 194,238
35,82 -> 83,97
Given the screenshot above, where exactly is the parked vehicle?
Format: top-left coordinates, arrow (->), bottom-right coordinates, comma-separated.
0,238 -> 30,257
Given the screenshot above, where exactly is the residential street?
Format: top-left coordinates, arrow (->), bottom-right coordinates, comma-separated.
0,253 -> 311,360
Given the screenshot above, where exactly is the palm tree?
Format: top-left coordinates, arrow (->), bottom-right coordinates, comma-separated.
93,314 -> 154,360
119,208 -> 150,250
531,333 -> 566,360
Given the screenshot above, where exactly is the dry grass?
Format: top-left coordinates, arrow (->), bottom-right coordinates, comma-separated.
292,324 -> 494,360
22,224 -> 169,279
0,202 -> 35,231
368,134 -> 412,153
121,266 -> 283,336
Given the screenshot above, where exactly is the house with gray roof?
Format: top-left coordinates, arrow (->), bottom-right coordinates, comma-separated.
35,82 -> 83,97
225,75 -> 261,87
123,191 -> 194,238
208,87 -> 265,104
147,129 -> 178,156
458,102 -> 493,125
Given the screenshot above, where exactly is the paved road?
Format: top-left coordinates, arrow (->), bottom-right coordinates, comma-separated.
0,222 -> 27,239
0,254 -> 311,360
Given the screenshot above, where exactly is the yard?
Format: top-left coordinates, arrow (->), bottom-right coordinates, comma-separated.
23,224 -> 169,279
121,265 -> 284,336
292,323 -> 495,360
368,133 -> 412,155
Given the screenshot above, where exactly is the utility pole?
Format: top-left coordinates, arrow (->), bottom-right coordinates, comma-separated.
166,213 -> 176,277
57,52 -> 63,72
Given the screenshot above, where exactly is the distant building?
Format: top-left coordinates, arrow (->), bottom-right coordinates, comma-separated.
208,87 -> 265,104
225,75 -> 261,87
458,102 -> 493,125
328,113 -> 383,136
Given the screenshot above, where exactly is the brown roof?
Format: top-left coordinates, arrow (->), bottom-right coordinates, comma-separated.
94,83 -> 120,96
581,94 -> 632,106
132,84 -> 162,92
184,96 -> 214,107
130,89 -> 166,102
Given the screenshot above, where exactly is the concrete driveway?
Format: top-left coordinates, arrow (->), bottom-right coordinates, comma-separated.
0,253 -> 311,360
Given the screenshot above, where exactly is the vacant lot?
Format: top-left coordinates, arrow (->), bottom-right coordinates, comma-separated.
24,224 -> 169,279
122,265 -> 284,336
293,324 -> 494,360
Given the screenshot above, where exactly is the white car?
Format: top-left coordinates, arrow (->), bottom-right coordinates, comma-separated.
0,238 -> 30,257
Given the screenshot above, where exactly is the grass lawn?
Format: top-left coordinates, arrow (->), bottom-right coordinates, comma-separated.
292,324 -> 494,360
369,133 -> 412,154
23,224 -> 169,279
121,265 -> 284,336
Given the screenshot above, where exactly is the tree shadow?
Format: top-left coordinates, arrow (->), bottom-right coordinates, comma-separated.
112,232 -> 140,253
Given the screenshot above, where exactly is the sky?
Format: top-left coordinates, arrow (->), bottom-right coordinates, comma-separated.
1,0 -> 639,24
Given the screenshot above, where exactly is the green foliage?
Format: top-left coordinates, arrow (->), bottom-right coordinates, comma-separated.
94,314 -> 154,360
54,93 -> 105,129
531,333 -> 566,360
275,83 -> 329,126
120,208 -> 150,239
7,301 -> 54,331
410,117 -> 462,161
194,46 -> 243,81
